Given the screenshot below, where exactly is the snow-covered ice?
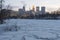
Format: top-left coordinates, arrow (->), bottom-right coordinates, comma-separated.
0,19 -> 60,40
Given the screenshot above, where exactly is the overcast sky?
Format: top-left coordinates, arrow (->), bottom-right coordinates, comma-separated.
5,0 -> 60,12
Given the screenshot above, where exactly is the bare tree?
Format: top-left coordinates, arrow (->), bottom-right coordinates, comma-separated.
6,4 -> 12,10
6,4 -> 12,18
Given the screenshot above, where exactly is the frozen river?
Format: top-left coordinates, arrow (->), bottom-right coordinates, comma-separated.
0,19 -> 60,40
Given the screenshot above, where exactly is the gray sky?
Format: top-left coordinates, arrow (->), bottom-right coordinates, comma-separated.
5,0 -> 60,12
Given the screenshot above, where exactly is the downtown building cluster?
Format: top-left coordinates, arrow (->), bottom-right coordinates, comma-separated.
18,6 -> 46,18
19,6 -> 46,16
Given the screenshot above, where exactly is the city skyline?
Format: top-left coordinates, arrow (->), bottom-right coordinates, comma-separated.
5,0 -> 60,12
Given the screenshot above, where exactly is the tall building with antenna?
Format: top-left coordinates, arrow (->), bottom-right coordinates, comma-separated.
23,6 -> 25,12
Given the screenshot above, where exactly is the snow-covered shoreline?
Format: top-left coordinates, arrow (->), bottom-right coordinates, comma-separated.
0,19 -> 60,40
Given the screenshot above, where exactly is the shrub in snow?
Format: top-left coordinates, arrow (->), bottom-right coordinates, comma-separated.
4,24 -> 19,32
14,25 -> 18,31
21,36 -> 26,40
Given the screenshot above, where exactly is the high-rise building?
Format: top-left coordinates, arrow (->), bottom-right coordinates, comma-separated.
41,6 -> 45,14
31,5 -> 35,16
36,6 -> 39,12
32,5 -> 35,11
23,6 -> 25,12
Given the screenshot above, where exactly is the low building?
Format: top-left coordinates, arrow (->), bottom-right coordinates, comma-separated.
19,6 -> 25,16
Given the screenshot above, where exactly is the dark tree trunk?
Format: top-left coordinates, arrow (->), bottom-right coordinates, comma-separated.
0,10 -> 3,24
0,0 -> 4,24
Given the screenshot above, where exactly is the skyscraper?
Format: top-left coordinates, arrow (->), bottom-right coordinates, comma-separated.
36,6 -> 39,12
32,5 -> 35,11
23,6 -> 25,12
41,6 -> 45,14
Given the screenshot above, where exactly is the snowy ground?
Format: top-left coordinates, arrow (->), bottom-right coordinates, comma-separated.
0,19 -> 60,40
